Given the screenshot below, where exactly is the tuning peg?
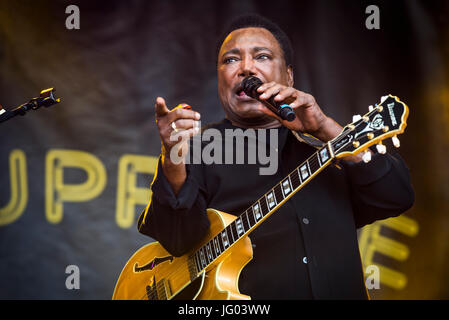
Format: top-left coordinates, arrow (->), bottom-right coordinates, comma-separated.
352,114 -> 362,122
376,143 -> 387,154
362,151 -> 372,163
392,135 -> 400,148
369,105 -> 374,111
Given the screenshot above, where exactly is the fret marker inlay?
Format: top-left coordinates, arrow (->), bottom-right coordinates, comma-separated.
235,218 -> 244,236
300,164 -> 309,180
221,231 -> 230,248
253,203 -> 262,221
267,191 -> 276,209
320,147 -> 330,163
282,178 -> 291,196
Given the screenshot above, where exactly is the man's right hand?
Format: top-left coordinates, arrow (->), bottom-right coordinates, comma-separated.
155,97 -> 201,195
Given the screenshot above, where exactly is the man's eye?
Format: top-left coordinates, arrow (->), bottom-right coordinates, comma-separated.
223,57 -> 238,64
256,54 -> 270,60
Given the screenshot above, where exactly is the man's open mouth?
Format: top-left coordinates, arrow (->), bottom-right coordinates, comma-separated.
234,84 -> 251,99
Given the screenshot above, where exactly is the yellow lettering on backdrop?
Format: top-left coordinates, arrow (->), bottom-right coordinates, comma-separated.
0,149 -> 28,226
116,154 -> 158,228
358,215 -> 419,290
45,149 -> 107,224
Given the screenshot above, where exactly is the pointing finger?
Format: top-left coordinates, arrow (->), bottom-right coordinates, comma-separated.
155,97 -> 170,117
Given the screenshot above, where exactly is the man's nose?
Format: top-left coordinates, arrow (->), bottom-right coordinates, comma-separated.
239,55 -> 256,77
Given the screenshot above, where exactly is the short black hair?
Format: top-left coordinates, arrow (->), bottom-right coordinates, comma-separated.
216,13 -> 294,67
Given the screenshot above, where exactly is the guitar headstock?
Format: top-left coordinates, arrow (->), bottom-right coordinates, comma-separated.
331,94 -> 409,162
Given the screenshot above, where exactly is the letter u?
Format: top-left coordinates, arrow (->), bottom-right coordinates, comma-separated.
0,149 -> 28,226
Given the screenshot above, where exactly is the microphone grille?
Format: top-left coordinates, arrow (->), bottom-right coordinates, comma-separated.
242,76 -> 263,97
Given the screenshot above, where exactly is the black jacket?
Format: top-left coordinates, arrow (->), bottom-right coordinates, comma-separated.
138,119 -> 414,299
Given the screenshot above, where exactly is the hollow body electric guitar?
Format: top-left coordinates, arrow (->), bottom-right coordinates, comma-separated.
113,95 -> 409,300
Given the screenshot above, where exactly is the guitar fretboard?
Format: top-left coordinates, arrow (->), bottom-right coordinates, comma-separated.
191,142 -> 335,273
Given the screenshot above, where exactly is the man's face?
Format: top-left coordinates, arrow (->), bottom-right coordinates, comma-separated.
217,27 -> 293,121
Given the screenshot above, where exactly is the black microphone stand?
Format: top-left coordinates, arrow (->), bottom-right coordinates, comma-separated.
0,88 -> 61,124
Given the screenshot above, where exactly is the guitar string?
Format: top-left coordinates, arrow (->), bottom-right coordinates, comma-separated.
138,118 -> 380,300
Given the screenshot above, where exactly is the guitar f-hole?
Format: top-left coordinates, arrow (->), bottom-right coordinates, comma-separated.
134,255 -> 174,273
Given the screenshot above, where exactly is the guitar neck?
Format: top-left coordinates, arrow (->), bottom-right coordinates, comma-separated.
191,139 -> 337,273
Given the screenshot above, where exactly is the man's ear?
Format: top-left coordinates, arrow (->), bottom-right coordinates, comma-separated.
287,65 -> 294,87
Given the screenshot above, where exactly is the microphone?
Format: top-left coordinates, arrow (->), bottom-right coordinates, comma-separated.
0,88 -> 60,124
242,76 -> 296,122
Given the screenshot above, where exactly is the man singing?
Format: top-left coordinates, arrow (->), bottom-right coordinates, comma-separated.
137,14 -> 414,299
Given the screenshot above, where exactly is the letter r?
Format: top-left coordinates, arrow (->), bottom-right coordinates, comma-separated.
115,154 -> 158,228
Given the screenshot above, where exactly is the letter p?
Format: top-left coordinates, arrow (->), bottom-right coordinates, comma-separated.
45,150 -> 107,224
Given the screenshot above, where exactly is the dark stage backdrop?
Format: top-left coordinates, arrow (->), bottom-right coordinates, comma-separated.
0,0 -> 448,300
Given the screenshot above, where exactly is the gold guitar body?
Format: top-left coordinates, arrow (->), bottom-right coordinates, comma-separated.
112,209 -> 253,300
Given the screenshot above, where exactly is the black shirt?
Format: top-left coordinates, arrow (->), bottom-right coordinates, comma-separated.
137,119 -> 414,299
